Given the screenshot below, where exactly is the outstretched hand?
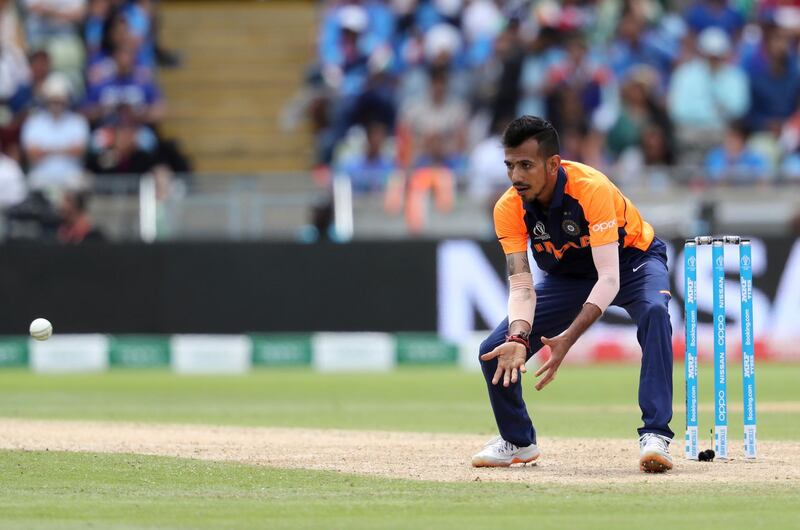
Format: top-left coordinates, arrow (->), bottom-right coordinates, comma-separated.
534,335 -> 573,391
480,342 -> 528,388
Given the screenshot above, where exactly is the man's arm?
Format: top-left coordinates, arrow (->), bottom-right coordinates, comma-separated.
533,242 -> 620,390
480,251 -> 535,387
505,251 -> 532,338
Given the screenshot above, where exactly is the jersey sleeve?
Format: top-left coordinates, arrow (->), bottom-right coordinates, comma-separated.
493,190 -> 528,254
576,179 -> 619,247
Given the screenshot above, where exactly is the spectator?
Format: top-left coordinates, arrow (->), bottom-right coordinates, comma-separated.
560,123 -> 610,172
0,0 -> 25,49
121,0 -> 157,69
516,27 -> 562,120
466,118 -> 509,203
8,50 -> 51,116
86,114 -> 158,175
398,22 -> 469,106
316,4 -> 373,164
398,65 -> 468,175
0,19 -> 30,101
0,143 -> 27,209
307,0 -> 797,192
684,0 -> 745,37
84,44 -> 165,129
4,50 -> 51,159
705,121 -> 770,184
87,7 -> 153,87
84,0 -> 112,57
606,66 -> 671,158
404,133 -> 454,234
57,189 -> 104,243
546,34 -> 613,133
743,24 -> 800,133
335,121 -> 395,193
22,0 -> 87,89
668,27 -> 749,151
616,122 -> 675,188
21,72 -> 89,191
607,8 -> 673,86
0,2 -> 33,157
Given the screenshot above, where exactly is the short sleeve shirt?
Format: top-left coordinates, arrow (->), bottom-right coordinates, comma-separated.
493,160 -> 655,276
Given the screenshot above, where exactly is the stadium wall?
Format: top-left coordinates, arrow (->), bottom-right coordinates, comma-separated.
1,237 -> 798,363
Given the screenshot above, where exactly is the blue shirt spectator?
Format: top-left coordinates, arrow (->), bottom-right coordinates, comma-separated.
705,122 -> 770,183
685,0 -> 745,36
516,30 -> 563,119
743,25 -> 800,132
122,0 -> 156,69
607,11 -> 674,87
319,3 -> 392,72
84,45 -> 164,127
668,28 -> 749,131
336,121 -> 395,193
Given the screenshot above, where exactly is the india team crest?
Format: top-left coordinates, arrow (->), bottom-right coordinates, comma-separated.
562,220 -> 581,236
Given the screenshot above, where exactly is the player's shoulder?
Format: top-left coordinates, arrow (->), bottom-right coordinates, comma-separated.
562,159 -> 617,198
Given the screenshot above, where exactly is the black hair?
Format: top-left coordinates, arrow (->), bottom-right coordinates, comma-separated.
100,9 -> 127,56
727,119 -> 750,139
501,115 -> 560,158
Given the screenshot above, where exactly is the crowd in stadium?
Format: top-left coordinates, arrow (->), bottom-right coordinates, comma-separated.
0,0 -> 187,241
310,0 -> 800,205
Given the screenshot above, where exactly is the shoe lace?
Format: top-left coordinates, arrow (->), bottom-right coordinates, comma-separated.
485,436 -> 518,455
639,433 -> 669,451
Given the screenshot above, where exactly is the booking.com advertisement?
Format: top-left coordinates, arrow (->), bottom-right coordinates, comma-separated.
438,237 -> 800,363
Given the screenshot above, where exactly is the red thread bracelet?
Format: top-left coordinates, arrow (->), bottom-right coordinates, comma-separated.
505,334 -> 530,352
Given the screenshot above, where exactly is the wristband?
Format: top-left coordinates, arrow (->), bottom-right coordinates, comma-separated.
505,334 -> 530,353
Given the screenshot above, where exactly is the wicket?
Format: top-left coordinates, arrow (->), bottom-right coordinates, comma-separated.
684,236 -> 757,460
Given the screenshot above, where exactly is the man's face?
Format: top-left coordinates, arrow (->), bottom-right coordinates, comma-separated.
46,97 -> 68,115
504,138 -> 557,203
114,47 -> 135,75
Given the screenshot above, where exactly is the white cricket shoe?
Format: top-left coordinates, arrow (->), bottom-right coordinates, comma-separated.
471,436 -> 540,467
639,433 -> 673,473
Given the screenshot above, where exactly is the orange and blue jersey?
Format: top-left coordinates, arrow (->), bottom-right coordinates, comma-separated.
493,160 -> 655,277
482,160 -> 674,447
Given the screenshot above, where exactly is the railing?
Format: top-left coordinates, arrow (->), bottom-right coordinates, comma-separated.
4,170 -> 798,243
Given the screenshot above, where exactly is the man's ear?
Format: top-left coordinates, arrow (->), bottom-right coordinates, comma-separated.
547,154 -> 561,176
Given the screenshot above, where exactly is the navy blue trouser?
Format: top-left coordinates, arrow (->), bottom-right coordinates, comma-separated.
479,240 -> 674,447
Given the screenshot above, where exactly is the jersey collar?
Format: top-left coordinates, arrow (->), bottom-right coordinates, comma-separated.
549,166 -> 568,210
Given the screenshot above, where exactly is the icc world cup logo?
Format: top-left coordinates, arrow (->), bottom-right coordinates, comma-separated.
687,256 -> 696,269
715,256 -> 724,268
741,255 -> 751,270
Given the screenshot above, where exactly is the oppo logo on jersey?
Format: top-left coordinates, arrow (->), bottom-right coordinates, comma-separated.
532,235 -> 591,259
591,219 -> 617,232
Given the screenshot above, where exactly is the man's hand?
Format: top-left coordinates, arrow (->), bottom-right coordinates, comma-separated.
480,342 -> 528,388
533,335 -> 573,391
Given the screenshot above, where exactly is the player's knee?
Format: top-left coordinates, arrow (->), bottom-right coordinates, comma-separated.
640,302 -> 669,323
478,338 -> 496,362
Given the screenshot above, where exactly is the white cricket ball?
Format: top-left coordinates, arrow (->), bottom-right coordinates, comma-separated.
29,318 -> 53,341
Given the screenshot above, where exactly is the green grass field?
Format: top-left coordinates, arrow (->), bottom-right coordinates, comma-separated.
0,364 -> 798,529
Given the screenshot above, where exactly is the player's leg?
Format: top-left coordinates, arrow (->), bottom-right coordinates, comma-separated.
617,251 -> 674,438
476,275 -> 592,450
615,240 -> 674,471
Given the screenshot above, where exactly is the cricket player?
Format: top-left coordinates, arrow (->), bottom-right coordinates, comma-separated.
471,116 -> 674,473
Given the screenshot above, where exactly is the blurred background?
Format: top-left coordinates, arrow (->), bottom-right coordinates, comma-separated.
0,0 -> 799,370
